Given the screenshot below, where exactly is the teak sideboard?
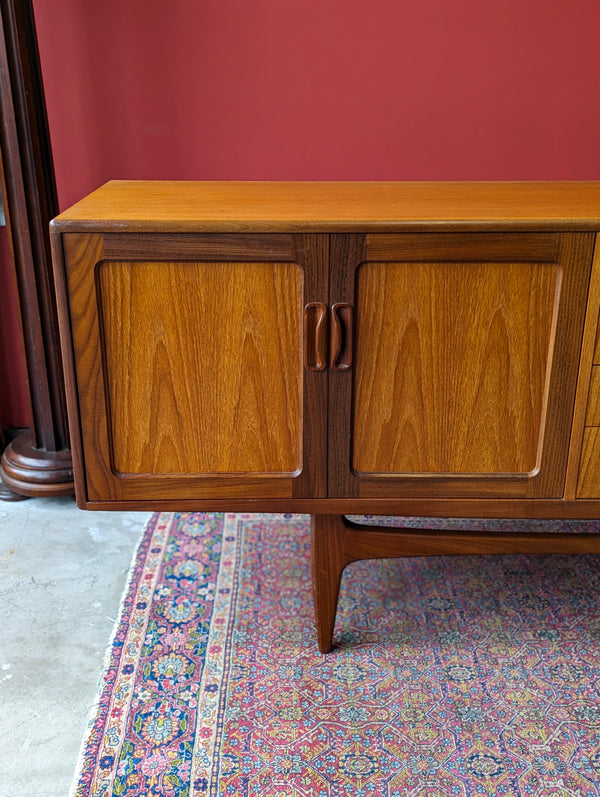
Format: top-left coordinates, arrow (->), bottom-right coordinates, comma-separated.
51,181 -> 600,652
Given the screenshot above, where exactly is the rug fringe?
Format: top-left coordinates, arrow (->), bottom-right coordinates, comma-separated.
68,511 -> 163,797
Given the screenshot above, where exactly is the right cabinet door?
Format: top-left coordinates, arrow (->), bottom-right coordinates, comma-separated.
328,232 -> 595,499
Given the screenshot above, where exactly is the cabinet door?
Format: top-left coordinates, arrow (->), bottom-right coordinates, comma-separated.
60,233 -> 328,503
329,233 -> 595,499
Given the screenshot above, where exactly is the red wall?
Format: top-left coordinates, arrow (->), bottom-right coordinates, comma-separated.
4,0 -> 600,429
32,0 -> 600,210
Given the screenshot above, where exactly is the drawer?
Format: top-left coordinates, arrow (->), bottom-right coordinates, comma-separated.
577,368 -> 600,496
585,367 -> 600,425
594,324 -> 600,364
577,427 -> 600,497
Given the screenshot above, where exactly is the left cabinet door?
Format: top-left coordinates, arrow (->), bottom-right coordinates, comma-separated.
56,232 -> 329,505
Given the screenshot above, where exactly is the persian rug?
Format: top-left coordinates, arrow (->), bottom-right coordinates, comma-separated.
71,513 -> 600,797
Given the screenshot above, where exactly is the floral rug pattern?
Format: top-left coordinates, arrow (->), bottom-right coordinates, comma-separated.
72,513 -> 600,796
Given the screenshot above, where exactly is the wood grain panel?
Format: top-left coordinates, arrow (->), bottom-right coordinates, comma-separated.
98,260 -> 302,475
353,261 -> 558,475
61,233 -> 117,501
594,325 -> 600,364
102,233 -> 296,261
564,235 -> 600,499
292,234 -> 329,498
327,234 -> 366,497
365,233 -> 558,262
585,368 -> 600,425
52,181 -> 600,233
577,427 -> 600,498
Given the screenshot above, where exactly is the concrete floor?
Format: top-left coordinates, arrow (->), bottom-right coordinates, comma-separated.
0,495 -> 151,797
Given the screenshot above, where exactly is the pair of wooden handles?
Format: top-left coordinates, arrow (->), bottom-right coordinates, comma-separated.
304,303 -> 353,372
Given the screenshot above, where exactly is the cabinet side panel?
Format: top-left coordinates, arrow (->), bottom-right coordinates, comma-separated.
52,232 -> 89,503
353,261 -> 558,475
98,260 -> 302,475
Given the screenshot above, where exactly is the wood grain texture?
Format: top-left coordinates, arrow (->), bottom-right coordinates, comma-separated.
353,260 -> 557,475
577,427 -> 600,498
330,233 -> 594,499
341,521 -> 600,559
290,234 -> 329,499
0,0 -> 74,496
61,233 -> 112,501
0,0 -> 63,450
99,260 -> 302,475
595,321 -> 600,364
327,234 -> 366,497
365,233 -> 559,261
585,368 -> 600,425
60,232 -> 329,502
304,303 -> 328,371
77,496 -> 600,517
312,514 -> 348,653
102,233 -> 296,261
52,181 -> 600,233
564,236 -> 600,499
52,230 -> 97,502
542,234 -> 598,495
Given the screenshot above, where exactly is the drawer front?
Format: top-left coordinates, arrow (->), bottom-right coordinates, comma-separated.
576,267 -> 600,498
594,323 -> 600,365
577,428 -> 600,498
578,365 -> 600,498
585,367 -> 600,425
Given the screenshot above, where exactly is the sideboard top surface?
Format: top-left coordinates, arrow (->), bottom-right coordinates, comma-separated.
51,180 -> 600,233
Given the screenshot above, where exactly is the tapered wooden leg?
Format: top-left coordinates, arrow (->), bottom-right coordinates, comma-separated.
311,514 -> 349,653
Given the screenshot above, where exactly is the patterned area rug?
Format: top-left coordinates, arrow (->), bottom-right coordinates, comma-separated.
71,513 -> 600,797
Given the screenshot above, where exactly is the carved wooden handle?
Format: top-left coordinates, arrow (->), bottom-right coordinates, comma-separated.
304,302 -> 328,371
330,303 -> 353,371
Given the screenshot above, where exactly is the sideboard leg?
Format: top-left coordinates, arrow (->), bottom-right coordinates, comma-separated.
311,514 -> 349,654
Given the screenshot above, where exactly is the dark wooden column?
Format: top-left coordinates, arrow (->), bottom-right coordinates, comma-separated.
0,0 -> 73,497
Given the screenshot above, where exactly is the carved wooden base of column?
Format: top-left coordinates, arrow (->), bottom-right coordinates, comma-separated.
0,431 -> 74,497
0,475 -> 29,500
